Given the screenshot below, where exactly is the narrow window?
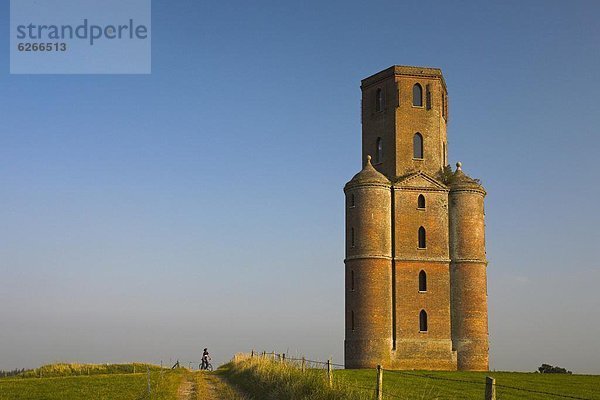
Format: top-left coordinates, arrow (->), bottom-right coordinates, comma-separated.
375,137 -> 383,163
417,194 -> 426,209
349,194 -> 355,208
376,88 -> 383,112
442,93 -> 446,117
413,84 -> 423,107
351,270 -> 355,291
443,142 -> 447,166
426,84 -> 432,110
419,270 -> 427,292
351,227 -> 355,248
351,310 -> 355,331
419,310 -> 428,332
413,133 -> 423,159
418,226 -> 426,249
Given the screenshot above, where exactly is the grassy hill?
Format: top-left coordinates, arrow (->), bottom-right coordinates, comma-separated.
0,363 -> 184,400
223,354 -> 600,400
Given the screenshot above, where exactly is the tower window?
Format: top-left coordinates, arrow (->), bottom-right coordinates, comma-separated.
419,310 -> 428,332
426,84 -> 432,110
413,133 -> 423,159
375,137 -> 383,163
376,88 -> 383,112
443,142 -> 447,166
349,194 -> 355,208
351,310 -> 355,331
442,93 -> 446,118
419,270 -> 427,292
418,226 -> 426,249
351,227 -> 355,248
351,270 -> 355,291
413,83 -> 423,107
417,194 -> 426,209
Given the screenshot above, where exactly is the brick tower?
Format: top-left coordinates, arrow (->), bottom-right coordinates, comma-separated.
344,66 -> 489,371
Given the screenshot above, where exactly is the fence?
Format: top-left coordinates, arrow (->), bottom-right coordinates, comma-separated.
242,350 -> 594,400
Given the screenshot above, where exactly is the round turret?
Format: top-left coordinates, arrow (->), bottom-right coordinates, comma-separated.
344,156 -> 393,368
449,162 -> 489,371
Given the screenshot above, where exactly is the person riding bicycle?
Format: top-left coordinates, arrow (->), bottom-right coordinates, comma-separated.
201,348 -> 211,370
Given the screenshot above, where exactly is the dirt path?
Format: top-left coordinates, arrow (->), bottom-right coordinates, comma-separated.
177,372 -> 246,400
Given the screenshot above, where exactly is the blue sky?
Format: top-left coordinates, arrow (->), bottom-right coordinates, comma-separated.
1,0 -> 599,373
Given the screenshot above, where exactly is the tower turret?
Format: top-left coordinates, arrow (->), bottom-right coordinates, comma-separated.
344,156 -> 393,368
448,162 -> 489,371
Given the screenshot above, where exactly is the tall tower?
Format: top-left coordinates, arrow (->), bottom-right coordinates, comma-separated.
344,66 -> 489,371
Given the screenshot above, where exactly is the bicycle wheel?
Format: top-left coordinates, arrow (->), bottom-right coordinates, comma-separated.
207,363 -> 213,371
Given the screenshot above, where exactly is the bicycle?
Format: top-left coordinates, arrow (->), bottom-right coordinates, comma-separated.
199,361 -> 213,371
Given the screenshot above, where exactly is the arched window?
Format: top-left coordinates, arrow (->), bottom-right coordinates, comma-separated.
376,88 -> 383,112
418,226 -> 426,248
413,133 -> 423,159
349,194 -> 355,208
351,310 -> 355,331
351,227 -> 355,248
419,270 -> 427,292
375,137 -> 383,163
418,194 -> 426,209
413,83 -> 423,107
420,310 -> 428,332
351,270 -> 355,291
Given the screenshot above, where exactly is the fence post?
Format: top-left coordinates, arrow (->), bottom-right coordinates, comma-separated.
327,359 -> 333,387
133,364 -> 136,374
376,365 -> 383,400
272,352 -> 276,361
251,349 -> 255,358
485,376 -> 496,400
301,357 -> 306,372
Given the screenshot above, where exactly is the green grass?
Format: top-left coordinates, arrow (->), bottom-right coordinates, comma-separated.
223,355 -> 600,400
0,364 -> 185,400
336,369 -> 600,400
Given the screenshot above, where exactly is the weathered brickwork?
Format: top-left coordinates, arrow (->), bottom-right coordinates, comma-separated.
344,66 -> 489,371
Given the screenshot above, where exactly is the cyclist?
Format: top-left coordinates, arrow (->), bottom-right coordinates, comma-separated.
201,348 -> 211,370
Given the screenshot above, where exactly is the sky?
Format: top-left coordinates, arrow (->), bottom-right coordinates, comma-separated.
1,0 -> 599,373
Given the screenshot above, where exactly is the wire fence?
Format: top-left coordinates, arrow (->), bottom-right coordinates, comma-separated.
243,350 -> 596,400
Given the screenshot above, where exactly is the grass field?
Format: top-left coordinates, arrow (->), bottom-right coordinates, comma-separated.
336,369 -> 600,400
0,364 -> 184,400
223,355 -> 600,400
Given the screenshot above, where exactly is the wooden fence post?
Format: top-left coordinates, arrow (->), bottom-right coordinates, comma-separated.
485,376 -> 496,400
301,357 -> 306,372
282,353 -> 285,363
327,359 -> 333,387
376,365 -> 383,400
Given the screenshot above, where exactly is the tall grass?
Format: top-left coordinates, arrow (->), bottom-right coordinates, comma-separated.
16,363 -> 162,378
221,354 -> 373,400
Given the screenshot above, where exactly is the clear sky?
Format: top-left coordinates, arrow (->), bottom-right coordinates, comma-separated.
1,0 -> 599,373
